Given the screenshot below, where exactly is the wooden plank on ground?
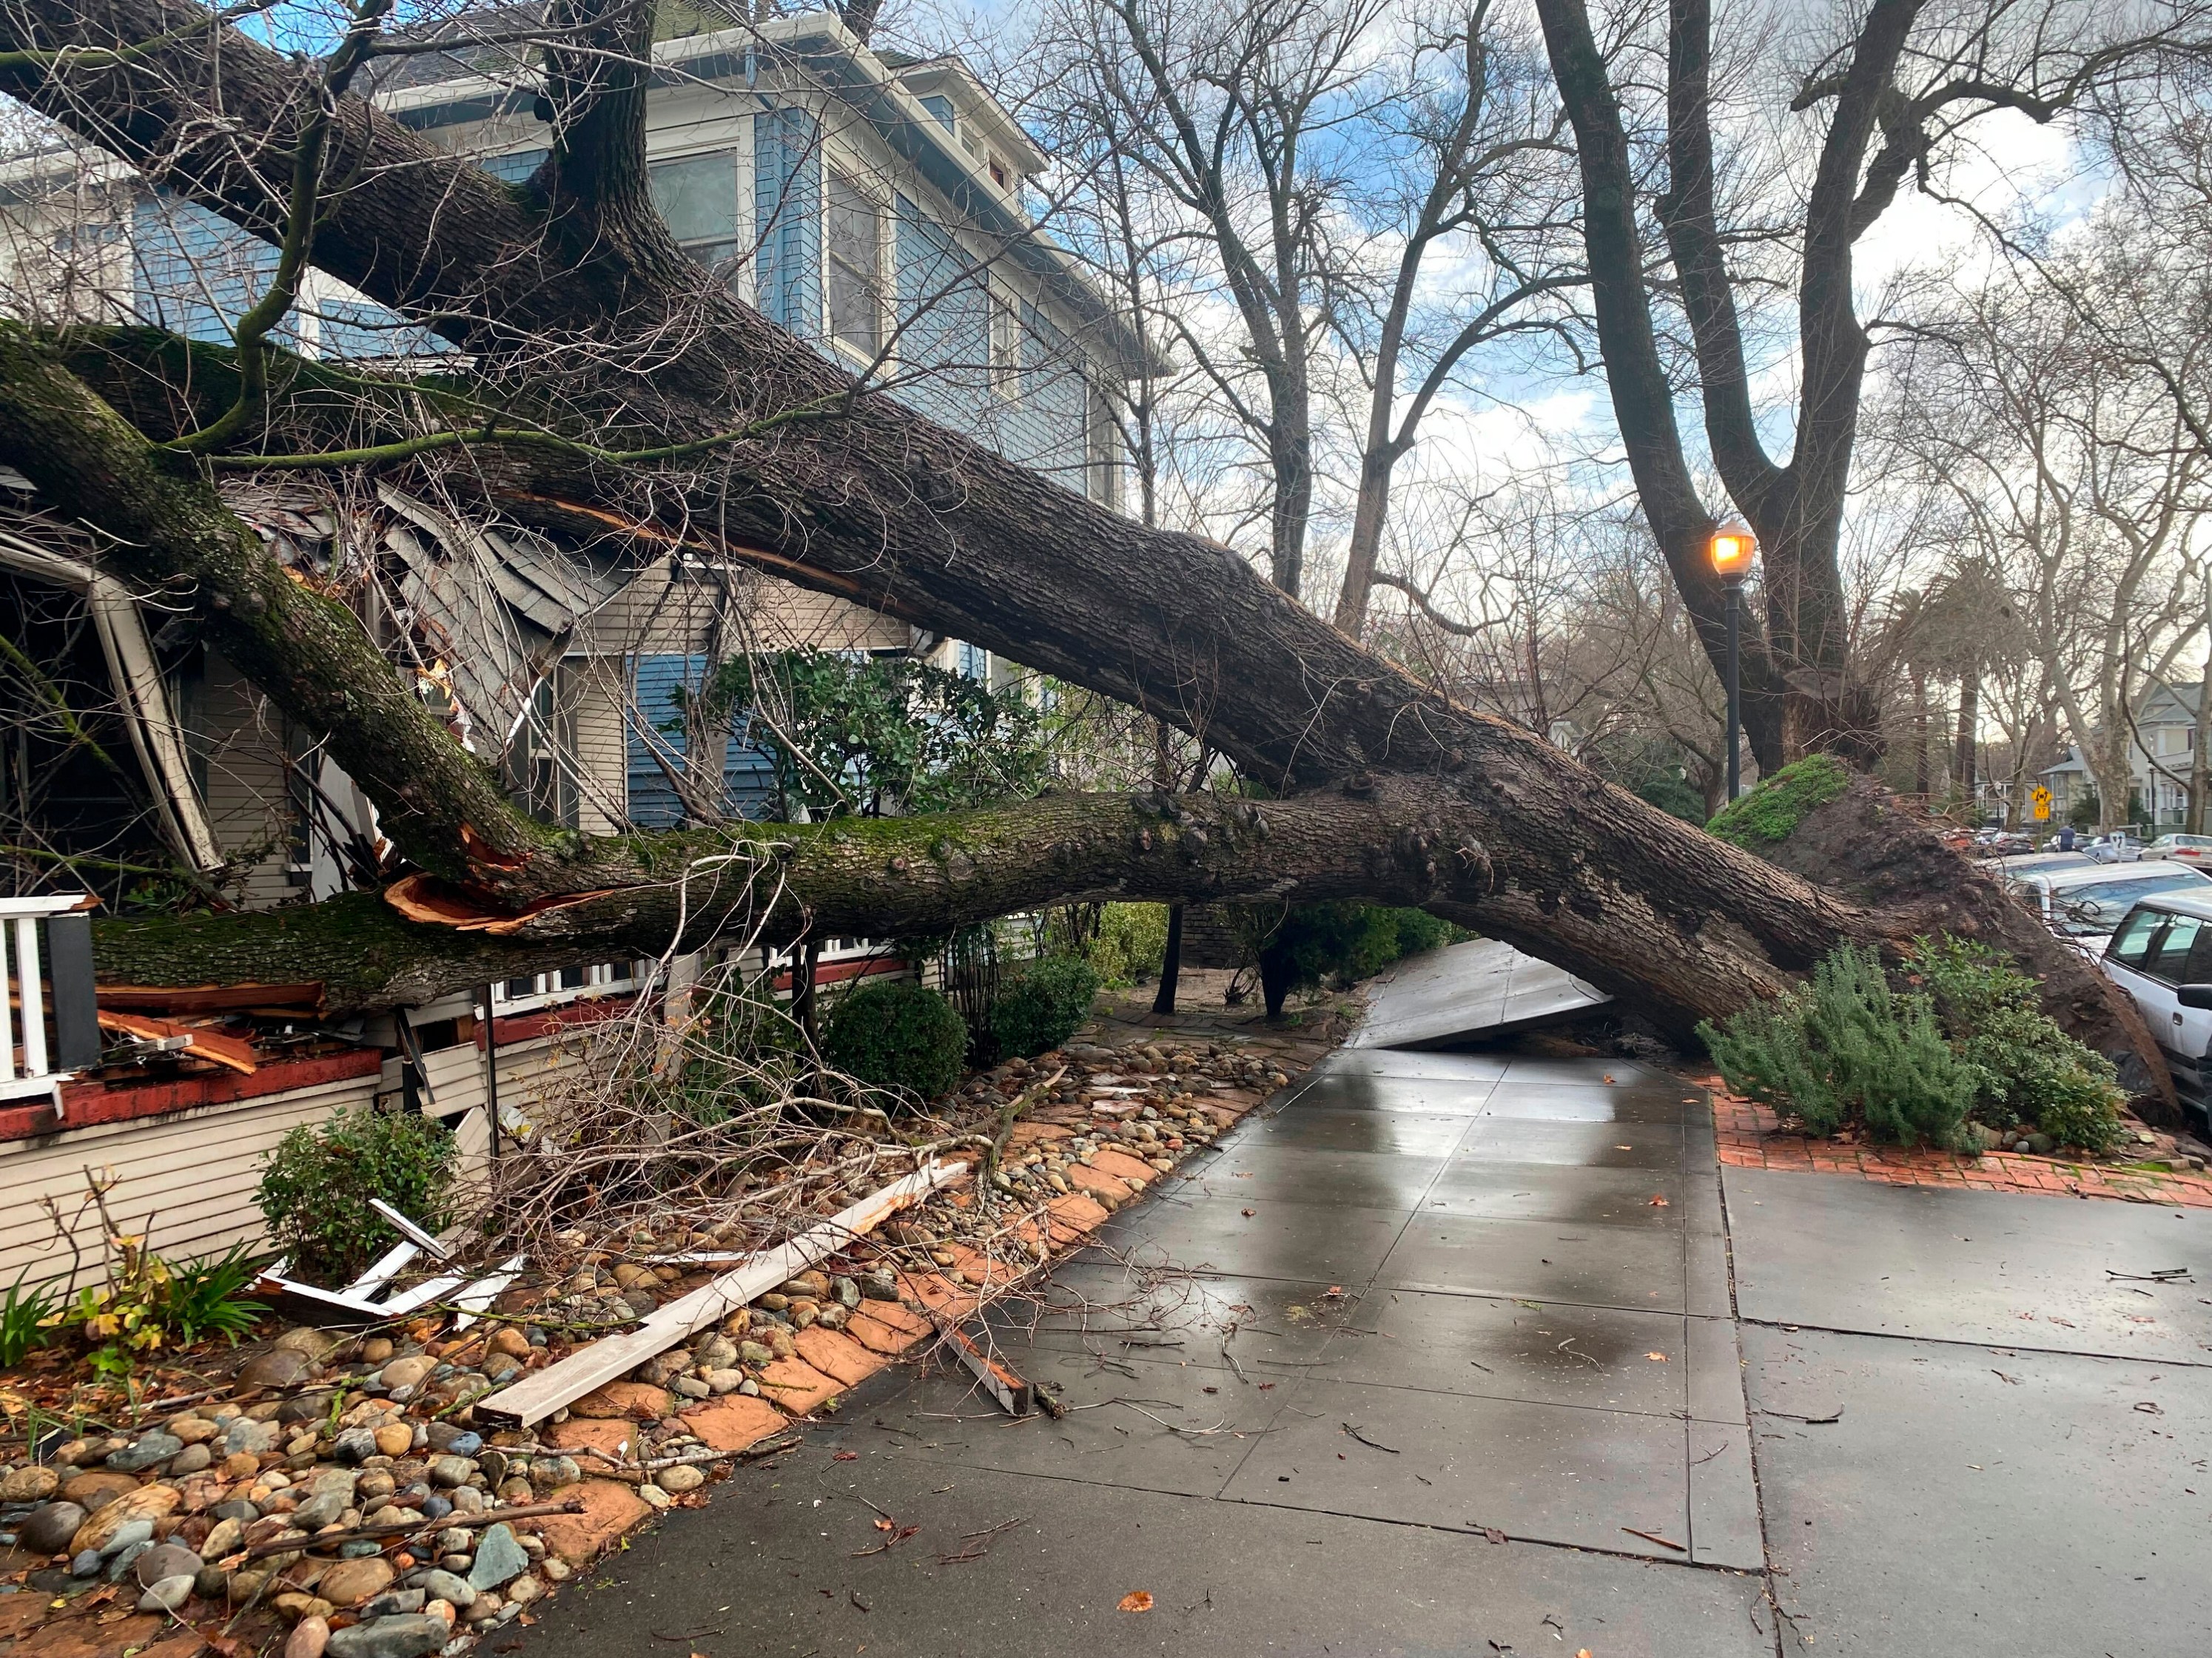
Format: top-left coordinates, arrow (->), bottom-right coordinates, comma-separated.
474,1159 -> 967,1430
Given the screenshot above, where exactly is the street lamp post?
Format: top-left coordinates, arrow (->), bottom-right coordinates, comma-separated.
1709,522 -> 1756,801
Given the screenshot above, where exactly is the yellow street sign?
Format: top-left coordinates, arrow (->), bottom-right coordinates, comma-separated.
2031,786 -> 2052,821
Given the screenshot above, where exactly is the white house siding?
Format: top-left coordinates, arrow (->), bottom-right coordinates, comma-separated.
0,1066 -> 380,1293
192,651 -> 300,907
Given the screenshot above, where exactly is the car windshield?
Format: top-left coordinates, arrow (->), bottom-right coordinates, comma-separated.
2051,871 -> 2212,935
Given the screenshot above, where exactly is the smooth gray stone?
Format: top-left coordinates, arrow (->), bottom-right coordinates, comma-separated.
325,1613 -> 451,1658
105,1433 -> 181,1472
465,1523 -> 528,1590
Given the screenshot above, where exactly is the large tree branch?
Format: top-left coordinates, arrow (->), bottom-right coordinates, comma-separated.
0,0 -> 2162,1079
1532,0 -> 1784,766
1658,0 -> 1781,516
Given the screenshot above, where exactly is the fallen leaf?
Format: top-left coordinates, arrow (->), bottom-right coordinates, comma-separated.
1647,1195 -> 1669,1207
834,1451 -> 859,1462
873,1517 -> 895,1531
1646,1352 -> 1668,1362
1603,1074 -> 1615,1083
2135,1401 -> 2164,1415
1241,1207 -> 1257,1217
1118,1591 -> 1155,1613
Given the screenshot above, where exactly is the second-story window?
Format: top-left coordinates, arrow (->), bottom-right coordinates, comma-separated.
989,289 -> 1021,397
827,170 -> 885,360
651,151 -> 744,284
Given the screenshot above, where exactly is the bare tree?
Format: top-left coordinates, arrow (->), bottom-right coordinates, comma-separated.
1531,0 -> 2209,770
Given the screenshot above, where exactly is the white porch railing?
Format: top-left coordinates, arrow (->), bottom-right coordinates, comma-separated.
490,959 -> 653,1016
1,893 -> 93,1105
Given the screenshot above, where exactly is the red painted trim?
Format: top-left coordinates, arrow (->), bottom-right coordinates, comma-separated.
770,957 -> 907,994
482,991 -> 642,1049
7,1048 -> 386,1144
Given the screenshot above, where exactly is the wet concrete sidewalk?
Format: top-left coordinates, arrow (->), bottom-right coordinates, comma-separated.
515,1046 -> 1772,1657
512,981 -> 2212,1657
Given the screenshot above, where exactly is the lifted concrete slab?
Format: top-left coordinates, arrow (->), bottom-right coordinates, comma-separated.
1725,1165 -> 2212,1360
1349,937 -> 1611,1050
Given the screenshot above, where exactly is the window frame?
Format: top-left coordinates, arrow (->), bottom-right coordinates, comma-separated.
824,165 -> 889,364
648,145 -> 752,299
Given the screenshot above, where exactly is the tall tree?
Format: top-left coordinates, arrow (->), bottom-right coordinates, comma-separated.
1530,0 -> 2198,770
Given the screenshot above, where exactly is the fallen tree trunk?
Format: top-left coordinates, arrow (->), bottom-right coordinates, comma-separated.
0,0 -> 2167,1096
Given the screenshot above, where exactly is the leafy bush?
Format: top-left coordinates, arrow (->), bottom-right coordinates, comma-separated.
258,1106 -> 457,1284
991,957 -> 1101,1057
1086,903 -> 1170,988
46,1236 -> 265,1377
823,980 -> 969,1101
1701,943 -> 1977,1150
1909,934 -> 2127,1153
1,1273 -> 58,1366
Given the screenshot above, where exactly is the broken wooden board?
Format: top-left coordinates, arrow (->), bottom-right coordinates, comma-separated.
474,1159 -> 968,1431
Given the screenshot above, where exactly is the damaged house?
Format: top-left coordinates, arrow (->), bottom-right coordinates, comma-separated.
0,7 -> 1138,1288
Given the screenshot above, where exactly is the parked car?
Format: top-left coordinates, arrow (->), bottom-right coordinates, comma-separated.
2101,891 -> 2212,1129
2082,832 -> 2148,863
2002,860 -> 2212,955
1991,852 -> 2094,878
2145,833 -> 2212,864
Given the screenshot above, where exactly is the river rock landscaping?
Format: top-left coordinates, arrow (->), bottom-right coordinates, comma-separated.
0,1012 -> 1324,1658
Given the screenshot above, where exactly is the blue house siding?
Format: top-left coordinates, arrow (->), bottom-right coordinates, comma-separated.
132,196 -> 281,346
624,653 -> 781,828
132,194 -> 440,359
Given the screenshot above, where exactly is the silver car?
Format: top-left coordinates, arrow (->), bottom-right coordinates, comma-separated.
2003,860 -> 2212,955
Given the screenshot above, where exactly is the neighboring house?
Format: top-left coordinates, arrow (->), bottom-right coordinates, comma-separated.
2040,682 -> 2202,829
0,10 -> 1135,1287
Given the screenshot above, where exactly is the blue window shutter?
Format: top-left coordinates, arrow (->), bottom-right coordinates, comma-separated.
625,654 -> 782,826
755,109 -> 821,337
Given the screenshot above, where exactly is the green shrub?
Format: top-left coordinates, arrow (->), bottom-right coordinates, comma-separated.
0,1272 -> 58,1366
1086,903 -> 1170,988
1700,943 -> 1976,1150
1909,934 -> 2126,1153
1706,754 -> 1852,848
258,1107 -> 457,1284
991,957 -> 1101,1057
45,1236 -> 265,1376
823,980 -> 969,1101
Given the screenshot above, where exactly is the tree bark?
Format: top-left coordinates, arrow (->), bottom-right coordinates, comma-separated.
0,0 -> 2162,1081
1152,903 -> 1184,1015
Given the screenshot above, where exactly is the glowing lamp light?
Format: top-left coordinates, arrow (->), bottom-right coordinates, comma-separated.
1709,522 -> 1756,584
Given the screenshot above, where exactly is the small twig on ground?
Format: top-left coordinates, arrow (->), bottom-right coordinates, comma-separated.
935,1514 -> 1027,1564
1620,1526 -> 1687,1552
1341,1421 -> 1399,1454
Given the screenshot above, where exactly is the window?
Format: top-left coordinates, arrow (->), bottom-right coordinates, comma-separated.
956,641 -> 989,681
826,170 -> 885,358
2051,875 -> 2208,937
2108,906 -> 2168,968
2147,914 -> 2205,983
651,152 -> 744,280
2182,926 -> 2212,985
989,289 -> 1021,396
989,157 -> 1007,189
